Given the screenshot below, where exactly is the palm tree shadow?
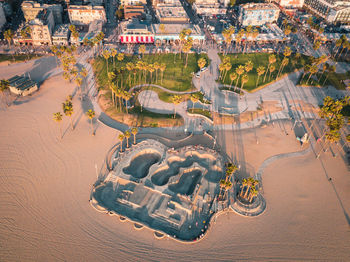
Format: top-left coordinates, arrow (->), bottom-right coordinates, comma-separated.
318,156 -> 350,227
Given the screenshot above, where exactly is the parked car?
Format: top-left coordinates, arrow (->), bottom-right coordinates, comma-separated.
195,72 -> 201,78
201,67 -> 208,72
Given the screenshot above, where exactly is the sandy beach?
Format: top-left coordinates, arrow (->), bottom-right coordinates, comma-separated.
0,59 -> 350,261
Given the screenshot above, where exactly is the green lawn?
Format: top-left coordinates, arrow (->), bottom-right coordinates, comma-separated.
0,54 -> 42,63
93,53 -> 209,92
297,71 -> 350,90
218,53 -> 312,92
187,108 -> 213,120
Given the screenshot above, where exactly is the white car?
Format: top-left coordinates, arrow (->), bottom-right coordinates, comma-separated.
201,67 -> 208,72
195,72 -> 201,78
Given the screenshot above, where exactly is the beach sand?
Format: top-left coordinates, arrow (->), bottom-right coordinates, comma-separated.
0,61 -> 350,261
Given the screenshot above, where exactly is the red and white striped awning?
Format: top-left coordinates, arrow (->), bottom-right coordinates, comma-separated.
120,35 -> 154,44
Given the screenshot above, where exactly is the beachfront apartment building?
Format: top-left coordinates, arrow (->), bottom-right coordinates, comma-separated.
273,0 -> 305,8
155,0 -> 189,23
68,5 -> 106,25
238,3 -> 280,26
29,9 -> 55,45
304,0 -> 350,24
52,24 -> 70,45
121,0 -> 147,5
124,5 -> 145,19
22,1 -> 63,24
193,1 -> 227,18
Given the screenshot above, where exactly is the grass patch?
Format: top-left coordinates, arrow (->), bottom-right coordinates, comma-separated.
93,53 -> 209,92
187,108 -> 213,120
218,53 -> 312,92
0,54 -> 42,63
101,90 -> 183,127
297,71 -> 350,90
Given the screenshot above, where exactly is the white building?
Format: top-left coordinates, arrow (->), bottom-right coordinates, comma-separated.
238,3 -> 280,26
68,5 -> 106,25
273,0 -> 305,8
52,24 -> 70,45
29,9 -> 55,45
304,0 -> 350,24
8,75 -> 38,96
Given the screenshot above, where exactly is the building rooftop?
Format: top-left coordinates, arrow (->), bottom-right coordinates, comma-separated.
240,3 -> 279,10
8,75 -> 36,91
29,8 -> 51,25
156,6 -> 189,19
152,23 -> 202,35
68,4 -> 105,10
52,24 -> 69,38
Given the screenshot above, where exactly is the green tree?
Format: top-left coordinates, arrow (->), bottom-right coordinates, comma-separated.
131,127 -> 138,144
256,66 -> 265,87
235,65 -> 245,89
241,74 -> 249,90
62,99 -> 74,130
86,109 -> 96,136
118,133 -> 124,152
53,112 -> 63,139
229,72 -> 237,90
172,95 -> 181,118
102,50 -> 111,73
124,130 -> 131,148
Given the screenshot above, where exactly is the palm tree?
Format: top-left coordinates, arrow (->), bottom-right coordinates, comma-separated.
319,62 -> 329,83
190,93 -> 199,110
219,63 -> 225,80
86,109 -> 95,135
263,54 -> 276,82
124,130 -> 131,148
322,65 -> 336,85
131,127 -> 138,144
229,72 -> 237,90
240,178 -> 248,197
111,48 -> 118,68
126,62 -> 134,87
148,64 -> 155,83
160,63 -> 166,84
118,134 -> 124,152
248,186 -> 258,203
0,79 -> 10,107
117,53 -> 124,63
256,66 -> 265,87
306,64 -> 318,85
172,95 -> 181,118
277,57 -> 289,79
223,62 -> 232,82
153,62 -> 160,82
183,38 -> 193,68
123,91 -> 131,114
102,50 -> 110,73
235,65 -> 245,89
53,112 -> 63,139
241,74 -> 249,90
4,29 -> 14,48
243,177 -> 259,199
245,60 -> 253,75
62,99 -> 74,130
139,45 -> 146,58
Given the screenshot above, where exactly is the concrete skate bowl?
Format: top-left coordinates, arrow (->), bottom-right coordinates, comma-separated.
91,139 -> 226,242
123,150 -> 161,179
